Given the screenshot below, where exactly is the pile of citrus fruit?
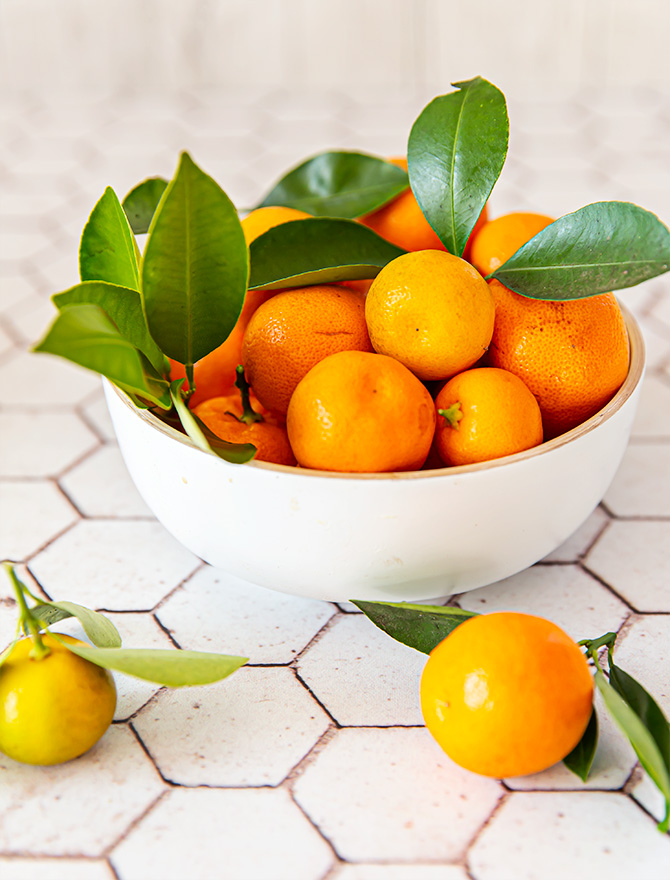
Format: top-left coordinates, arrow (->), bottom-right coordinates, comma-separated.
34,75 -> 669,476
175,200 -> 630,473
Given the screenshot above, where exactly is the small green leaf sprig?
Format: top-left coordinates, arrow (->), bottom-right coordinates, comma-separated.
353,599 -> 670,833
33,154 -> 253,462
1,564 -> 247,688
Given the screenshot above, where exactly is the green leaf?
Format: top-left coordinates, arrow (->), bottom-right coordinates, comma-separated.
248,217 -> 406,290
594,669 -> 670,813
27,604 -> 71,629
142,152 -> 248,365
33,303 -> 171,409
609,661 -> 670,774
563,706 -> 599,781
351,600 -> 478,654
53,281 -> 166,375
122,177 -> 169,234
79,186 -> 140,290
407,76 -> 508,256
170,383 -> 256,464
31,601 -> 122,648
55,638 -> 247,687
257,151 -> 409,218
491,202 -> 670,300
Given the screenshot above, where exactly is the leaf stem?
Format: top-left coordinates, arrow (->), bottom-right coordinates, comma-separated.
579,631 -> 617,658
234,365 -> 263,424
2,562 -> 50,660
184,362 -> 196,402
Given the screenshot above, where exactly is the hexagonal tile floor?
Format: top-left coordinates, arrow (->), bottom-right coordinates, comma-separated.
2,85 -> 670,879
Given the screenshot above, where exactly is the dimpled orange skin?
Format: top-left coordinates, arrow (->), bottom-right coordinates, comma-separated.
362,157 -> 488,254
193,396 -> 296,466
365,250 -> 495,381
0,634 -> 117,766
242,285 -> 373,416
169,206 -> 311,406
420,612 -> 594,778
287,350 -> 436,473
469,211 -> 554,277
435,367 -> 543,466
488,279 -> 630,439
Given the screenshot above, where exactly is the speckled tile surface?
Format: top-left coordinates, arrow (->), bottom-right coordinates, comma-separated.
1,86 -> 670,879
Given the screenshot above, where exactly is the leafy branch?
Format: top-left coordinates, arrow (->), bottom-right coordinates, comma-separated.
1,565 -> 247,688
354,598 -> 670,831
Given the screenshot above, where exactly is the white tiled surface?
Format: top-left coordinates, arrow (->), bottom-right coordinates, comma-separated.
1,85 -> 670,878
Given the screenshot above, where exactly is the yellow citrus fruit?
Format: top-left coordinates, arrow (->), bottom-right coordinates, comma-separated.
434,367 -> 543,466
286,350 -> 436,472
0,634 -> 117,765
242,284 -> 373,415
469,211 -> 554,277
169,206 -> 310,406
420,612 -> 594,778
365,250 -> 495,381
488,280 -> 630,439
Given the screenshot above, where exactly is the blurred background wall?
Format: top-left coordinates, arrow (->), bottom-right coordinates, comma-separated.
1,0 -> 669,95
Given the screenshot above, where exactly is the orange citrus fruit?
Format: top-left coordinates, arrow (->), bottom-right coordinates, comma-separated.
0,634 -> 116,765
420,612 -> 594,778
362,157 -> 487,254
193,394 -> 296,466
169,206 -> 311,406
362,157 -> 446,252
242,284 -> 373,415
240,205 -> 311,242
365,250 -> 495,381
470,211 -> 554,277
435,367 -> 543,466
488,280 -> 630,439
286,350 -> 436,472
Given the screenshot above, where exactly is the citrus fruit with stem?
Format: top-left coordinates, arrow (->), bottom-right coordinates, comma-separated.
435,367 -> 543,466
488,280 -> 630,439
286,350 -> 436,472
365,250 -> 495,381
242,284 -> 373,415
0,633 -> 117,765
169,206 -> 311,405
469,211 -> 554,276
193,368 -> 296,466
361,157 -> 487,254
420,612 -> 594,778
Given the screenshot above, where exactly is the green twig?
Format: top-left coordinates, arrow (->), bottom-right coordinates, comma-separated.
2,563 -> 50,660
234,365 -> 263,424
184,362 -> 196,403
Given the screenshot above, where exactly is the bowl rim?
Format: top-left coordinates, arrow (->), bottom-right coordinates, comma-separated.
109,302 -> 645,482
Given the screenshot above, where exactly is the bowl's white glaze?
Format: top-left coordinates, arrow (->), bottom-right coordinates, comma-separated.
105,306 -> 644,602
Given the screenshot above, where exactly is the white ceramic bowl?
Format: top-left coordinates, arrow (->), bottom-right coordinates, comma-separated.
105,306 -> 644,602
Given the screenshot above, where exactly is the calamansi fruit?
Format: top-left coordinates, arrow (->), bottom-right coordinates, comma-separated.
365,250 -> 495,381
287,350 -> 436,472
420,612 -> 593,778
488,280 -> 630,439
434,367 -> 543,466
0,634 -> 117,765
